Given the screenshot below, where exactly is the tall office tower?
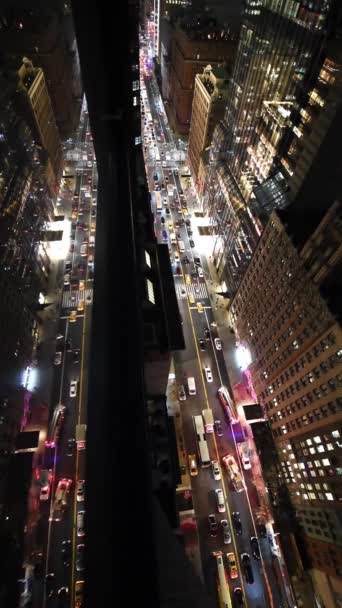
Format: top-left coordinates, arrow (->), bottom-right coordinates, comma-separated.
17,58 -> 63,195
187,65 -> 229,183
0,5 -> 82,139
229,203 -> 342,604
167,17 -> 237,135
203,0 -> 341,293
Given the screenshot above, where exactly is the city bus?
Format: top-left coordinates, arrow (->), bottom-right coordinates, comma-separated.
45,404 -> 66,448
155,191 -> 162,213
213,551 -> 232,608
193,415 -> 210,468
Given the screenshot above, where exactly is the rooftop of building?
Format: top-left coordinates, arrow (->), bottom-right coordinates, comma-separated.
178,10 -> 236,41
199,65 -> 229,98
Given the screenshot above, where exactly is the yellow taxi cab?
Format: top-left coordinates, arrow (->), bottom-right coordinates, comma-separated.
79,280 -> 85,290
185,274 -> 191,285
189,294 -> 195,304
91,220 -> 96,232
197,302 -> 204,313
71,209 -> 78,219
226,552 -> 238,579
183,207 -> 189,216
77,300 -> 85,312
69,310 -> 77,322
188,454 -> 198,477
168,221 -> 173,231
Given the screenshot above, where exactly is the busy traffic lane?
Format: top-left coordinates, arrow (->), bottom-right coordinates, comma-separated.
174,282 -> 269,607
148,169 -> 268,605
144,102 -> 273,608
40,110 -> 95,607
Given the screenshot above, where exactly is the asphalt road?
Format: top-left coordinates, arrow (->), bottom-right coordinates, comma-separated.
35,108 -> 96,608
142,72 -> 283,608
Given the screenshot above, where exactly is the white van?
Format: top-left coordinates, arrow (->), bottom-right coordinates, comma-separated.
170,233 -> 177,244
187,376 -> 196,396
80,244 -> 88,257
179,241 -> 185,253
174,251 -> 180,263
215,488 -> 226,513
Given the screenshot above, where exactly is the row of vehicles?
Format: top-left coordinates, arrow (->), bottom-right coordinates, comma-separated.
145,76 -> 259,608
213,551 -> 243,608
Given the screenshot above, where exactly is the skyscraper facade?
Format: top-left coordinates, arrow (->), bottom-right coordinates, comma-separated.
187,65 -> 229,183
203,0 -> 341,292
167,21 -> 236,135
18,58 -> 63,195
229,204 -> 342,602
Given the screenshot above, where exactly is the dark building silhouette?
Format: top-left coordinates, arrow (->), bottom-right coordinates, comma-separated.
0,3 -> 82,139
71,0 -> 216,606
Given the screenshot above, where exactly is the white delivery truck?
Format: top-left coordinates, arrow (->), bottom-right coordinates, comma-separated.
187,376 -> 196,396
170,233 -> 177,244
167,184 -> 174,197
179,240 -> 185,252
202,409 -> 214,433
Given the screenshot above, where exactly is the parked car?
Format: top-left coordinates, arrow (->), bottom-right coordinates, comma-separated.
204,366 -> 213,383
67,438 -> 75,457
215,488 -> 225,513
227,552 -> 238,579
232,512 -> 242,535
61,540 -> 71,567
76,544 -> 85,572
77,480 -> 85,502
77,510 -> 85,537
208,514 -> 218,537
54,352 -> 62,366
233,587 -> 244,606
214,420 -> 223,436
257,520 -> 267,538
188,454 -> 198,477
221,519 -> 231,544
211,460 -> 221,481
45,573 -> 55,599
178,385 -> 186,401
250,536 -> 261,560
72,350 -> 80,364
199,339 -> 206,351
241,553 -> 254,584
214,338 -> 222,350
69,380 -> 78,397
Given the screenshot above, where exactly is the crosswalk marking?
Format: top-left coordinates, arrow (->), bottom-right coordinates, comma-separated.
175,283 -> 208,300
62,288 -> 93,309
